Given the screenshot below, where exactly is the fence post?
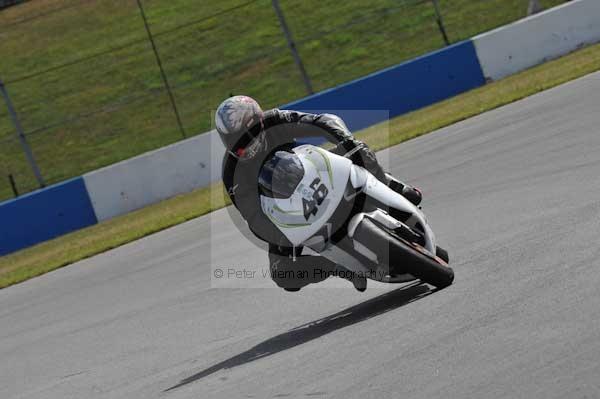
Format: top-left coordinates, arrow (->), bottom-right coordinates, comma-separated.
136,0 -> 186,139
8,174 -> 19,197
0,79 -> 46,188
527,0 -> 543,16
431,0 -> 450,46
271,0 -> 314,95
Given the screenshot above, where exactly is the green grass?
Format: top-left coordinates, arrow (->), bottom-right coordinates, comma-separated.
0,0 -> 567,200
1,40 -> 600,289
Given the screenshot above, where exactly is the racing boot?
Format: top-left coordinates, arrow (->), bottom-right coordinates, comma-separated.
335,265 -> 367,292
351,273 -> 367,292
385,173 -> 422,206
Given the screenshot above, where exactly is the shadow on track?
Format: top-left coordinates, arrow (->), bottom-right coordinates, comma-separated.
165,282 -> 434,392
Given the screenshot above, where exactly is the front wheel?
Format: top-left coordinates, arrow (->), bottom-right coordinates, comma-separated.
436,246 -> 450,263
352,218 -> 454,288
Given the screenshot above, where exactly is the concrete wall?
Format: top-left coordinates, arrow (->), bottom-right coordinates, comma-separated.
473,0 -> 600,81
0,177 -> 97,256
83,131 -> 225,221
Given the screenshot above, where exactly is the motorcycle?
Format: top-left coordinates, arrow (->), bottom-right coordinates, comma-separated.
259,144 -> 454,289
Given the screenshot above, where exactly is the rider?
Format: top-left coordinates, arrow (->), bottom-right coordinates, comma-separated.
216,95 -> 422,292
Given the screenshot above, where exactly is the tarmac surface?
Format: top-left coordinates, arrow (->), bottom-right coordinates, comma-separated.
2,72 -> 600,399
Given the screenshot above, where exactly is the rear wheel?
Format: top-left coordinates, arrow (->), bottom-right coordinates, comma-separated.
353,218 -> 454,288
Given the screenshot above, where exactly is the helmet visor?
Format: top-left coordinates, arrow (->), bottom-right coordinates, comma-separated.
229,128 -> 267,161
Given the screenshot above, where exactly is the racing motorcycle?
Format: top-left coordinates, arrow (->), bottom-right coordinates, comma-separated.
259,144 -> 454,289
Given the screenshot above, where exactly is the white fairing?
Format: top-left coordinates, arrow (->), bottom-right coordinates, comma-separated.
349,165 -> 437,254
260,145 -> 352,246
261,144 -> 438,277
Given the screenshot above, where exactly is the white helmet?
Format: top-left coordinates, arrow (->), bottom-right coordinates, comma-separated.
215,95 -> 266,160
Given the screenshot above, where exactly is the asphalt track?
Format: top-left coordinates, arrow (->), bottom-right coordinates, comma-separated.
2,72 -> 600,399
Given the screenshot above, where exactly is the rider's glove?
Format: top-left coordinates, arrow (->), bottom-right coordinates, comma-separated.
335,138 -> 386,181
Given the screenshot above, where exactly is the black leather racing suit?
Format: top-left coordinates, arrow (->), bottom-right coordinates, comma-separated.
222,109 -> 405,290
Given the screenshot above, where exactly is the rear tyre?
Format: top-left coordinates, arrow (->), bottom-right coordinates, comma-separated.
353,218 -> 454,288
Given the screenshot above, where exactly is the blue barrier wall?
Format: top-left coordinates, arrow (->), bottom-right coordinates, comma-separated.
0,177 -> 97,256
283,40 -> 486,132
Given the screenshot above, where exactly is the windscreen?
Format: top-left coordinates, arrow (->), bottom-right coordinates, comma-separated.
258,150 -> 305,199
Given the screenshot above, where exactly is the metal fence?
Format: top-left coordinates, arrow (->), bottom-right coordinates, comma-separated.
0,0 -> 568,201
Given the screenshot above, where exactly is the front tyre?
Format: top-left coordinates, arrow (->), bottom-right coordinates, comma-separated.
436,246 -> 450,263
353,218 -> 454,288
